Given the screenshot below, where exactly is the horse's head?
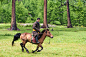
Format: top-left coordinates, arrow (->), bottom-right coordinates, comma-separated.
45,29 -> 53,38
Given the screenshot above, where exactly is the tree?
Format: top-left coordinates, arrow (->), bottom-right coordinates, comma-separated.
0,0 -> 86,27
41,0 -> 48,28
66,0 -> 73,28
0,0 -> 3,5
10,0 -> 17,30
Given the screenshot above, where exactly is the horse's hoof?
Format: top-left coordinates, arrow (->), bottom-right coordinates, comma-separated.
26,51 -> 29,53
32,50 -> 35,53
22,49 -> 24,52
37,50 -> 41,52
22,50 -> 24,52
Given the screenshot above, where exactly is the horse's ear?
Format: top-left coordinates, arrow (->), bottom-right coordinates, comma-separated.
47,29 -> 49,31
45,30 -> 47,33
45,29 -> 47,33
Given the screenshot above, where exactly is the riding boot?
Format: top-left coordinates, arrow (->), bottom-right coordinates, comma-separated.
35,36 -> 40,44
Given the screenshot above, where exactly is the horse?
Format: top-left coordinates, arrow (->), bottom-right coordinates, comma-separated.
12,29 -> 53,53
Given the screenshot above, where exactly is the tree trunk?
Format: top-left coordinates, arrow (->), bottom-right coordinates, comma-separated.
10,0 -> 17,30
41,0 -> 48,28
67,0 -> 73,28
61,0 -> 63,25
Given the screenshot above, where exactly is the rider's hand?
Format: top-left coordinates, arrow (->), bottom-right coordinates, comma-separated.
38,30 -> 40,32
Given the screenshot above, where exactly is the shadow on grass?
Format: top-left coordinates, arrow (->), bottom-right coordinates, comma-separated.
0,33 -> 13,36
0,34 -> 14,39
0,26 -> 10,29
0,34 -> 13,40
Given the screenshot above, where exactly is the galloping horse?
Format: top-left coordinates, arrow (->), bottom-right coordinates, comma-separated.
12,29 -> 53,53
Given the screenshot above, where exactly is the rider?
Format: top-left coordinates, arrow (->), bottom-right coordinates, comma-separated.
32,18 -> 40,44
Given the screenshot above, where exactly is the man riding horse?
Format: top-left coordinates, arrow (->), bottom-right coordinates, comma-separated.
32,18 -> 40,44
12,18 -> 54,53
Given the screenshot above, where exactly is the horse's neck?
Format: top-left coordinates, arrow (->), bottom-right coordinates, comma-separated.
39,32 -> 46,43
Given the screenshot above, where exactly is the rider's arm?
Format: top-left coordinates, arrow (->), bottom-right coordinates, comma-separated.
33,22 -> 40,32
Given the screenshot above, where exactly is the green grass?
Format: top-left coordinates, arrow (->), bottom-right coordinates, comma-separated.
0,23 -> 86,57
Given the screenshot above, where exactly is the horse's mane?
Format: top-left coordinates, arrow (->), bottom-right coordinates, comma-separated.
41,30 -> 46,33
41,29 -> 49,33
38,30 -> 45,39
38,29 -> 49,39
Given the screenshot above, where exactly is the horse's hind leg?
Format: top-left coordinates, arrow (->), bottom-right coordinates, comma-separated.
23,45 -> 29,53
20,43 -> 24,52
23,41 -> 29,53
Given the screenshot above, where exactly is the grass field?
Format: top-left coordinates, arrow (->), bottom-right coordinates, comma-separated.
0,23 -> 86,57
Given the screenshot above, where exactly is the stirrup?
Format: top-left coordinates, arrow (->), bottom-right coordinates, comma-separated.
36,41 -> 40,44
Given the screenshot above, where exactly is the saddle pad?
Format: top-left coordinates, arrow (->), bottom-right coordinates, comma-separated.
31,37 -> 36,44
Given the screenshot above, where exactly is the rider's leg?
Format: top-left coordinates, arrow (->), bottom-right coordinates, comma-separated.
35,35 -> 40,44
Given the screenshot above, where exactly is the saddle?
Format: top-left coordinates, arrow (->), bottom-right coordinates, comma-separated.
31,35 -> 41,44
31,33 -> 42,44
31,36 -> 36,44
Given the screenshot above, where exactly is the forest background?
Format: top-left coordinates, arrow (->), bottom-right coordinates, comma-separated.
0,0 -> 86,26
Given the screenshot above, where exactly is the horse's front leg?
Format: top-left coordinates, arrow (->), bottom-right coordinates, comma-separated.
32,46 -> 39,53
37,45 -> 43,52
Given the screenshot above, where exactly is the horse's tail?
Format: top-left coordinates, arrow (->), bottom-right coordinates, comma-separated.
12,33 -> 21,46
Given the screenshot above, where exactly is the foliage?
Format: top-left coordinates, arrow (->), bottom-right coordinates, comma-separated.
16,1 -> 28,23
0,0 -> 85,26
53,21 -> 61,25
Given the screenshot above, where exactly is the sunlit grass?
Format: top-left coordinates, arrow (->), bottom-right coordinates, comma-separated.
0,23 -> 86,57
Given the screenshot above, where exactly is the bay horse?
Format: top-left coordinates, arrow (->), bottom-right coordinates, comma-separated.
12,29 -> 53,53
